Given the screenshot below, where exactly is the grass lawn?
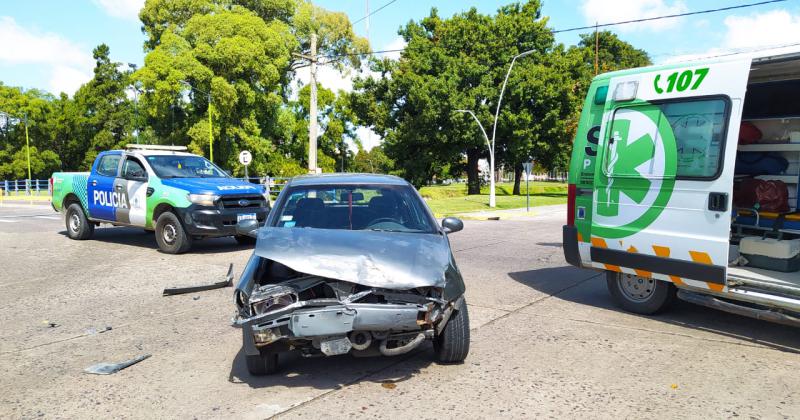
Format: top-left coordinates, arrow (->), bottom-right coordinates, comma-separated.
419,181 -> 568,217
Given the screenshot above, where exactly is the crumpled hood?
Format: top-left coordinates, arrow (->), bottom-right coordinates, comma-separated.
254,227 -> 453,289
160,177 -> 263,195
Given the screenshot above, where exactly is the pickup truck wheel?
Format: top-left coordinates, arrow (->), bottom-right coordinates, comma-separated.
434,300 -> 470,364
155,212 -> 192,254
65,203 -> 94,240
235,235 -> 257,245
245,350 -> 279,376
606,271 -> 676,315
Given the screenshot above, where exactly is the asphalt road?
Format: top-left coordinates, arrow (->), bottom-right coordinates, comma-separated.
1,203 -> 799,419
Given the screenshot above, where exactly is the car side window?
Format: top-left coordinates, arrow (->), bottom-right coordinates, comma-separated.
96,155 -> 121,177
122,158 -> 147,180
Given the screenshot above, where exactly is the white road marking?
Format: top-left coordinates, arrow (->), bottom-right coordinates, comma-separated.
0,219 -> 16,223
34,216 -> 60,220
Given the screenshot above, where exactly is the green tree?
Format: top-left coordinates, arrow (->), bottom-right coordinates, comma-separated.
351,144 -> 395,174
351,1 -> 553,191
577,30 -> 651,75
73,44 -> 134,168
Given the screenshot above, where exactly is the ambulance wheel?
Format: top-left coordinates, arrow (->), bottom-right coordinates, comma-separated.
155,211 -> 192,254
65,203 -> 94,240
607,271 -> 676,315
245,349 -> 279,376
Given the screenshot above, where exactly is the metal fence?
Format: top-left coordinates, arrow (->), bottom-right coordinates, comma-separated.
1,179 -> 49,196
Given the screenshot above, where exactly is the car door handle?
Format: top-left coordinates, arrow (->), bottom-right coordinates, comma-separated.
708,192 -> 728,212
91,180 -> 97,187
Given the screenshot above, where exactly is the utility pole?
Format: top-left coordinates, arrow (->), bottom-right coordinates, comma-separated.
208,91 -> 213,163
24,114 -> 31,193
594,22 -> 599,75
308,33 -> 319,173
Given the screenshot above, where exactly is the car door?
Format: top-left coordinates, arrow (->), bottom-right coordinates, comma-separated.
88,152 -> 122,221
116,156 -> 149,227
589,59 -> 751,292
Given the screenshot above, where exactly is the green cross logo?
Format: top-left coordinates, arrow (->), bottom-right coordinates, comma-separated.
593,104 -> 676,239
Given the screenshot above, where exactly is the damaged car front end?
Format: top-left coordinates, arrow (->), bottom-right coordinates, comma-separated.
231,176 -> 469,375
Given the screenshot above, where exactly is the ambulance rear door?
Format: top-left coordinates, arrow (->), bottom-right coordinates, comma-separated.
589,59 -> 751,292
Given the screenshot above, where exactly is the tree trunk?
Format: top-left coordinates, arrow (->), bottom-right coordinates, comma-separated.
513,164 -> 522,195
466,148 -> 480,195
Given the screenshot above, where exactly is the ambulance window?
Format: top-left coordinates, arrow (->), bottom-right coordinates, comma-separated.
96,154 -> 121,177
663,99 -> 728,178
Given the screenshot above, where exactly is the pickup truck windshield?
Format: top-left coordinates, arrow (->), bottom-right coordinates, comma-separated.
145,155 -> 228,179
275,185 -> 435,233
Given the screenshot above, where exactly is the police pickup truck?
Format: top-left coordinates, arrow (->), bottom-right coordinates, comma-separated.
50,145 -> 269,254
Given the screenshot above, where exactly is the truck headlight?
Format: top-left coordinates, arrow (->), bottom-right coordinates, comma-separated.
188,193 -> 220,206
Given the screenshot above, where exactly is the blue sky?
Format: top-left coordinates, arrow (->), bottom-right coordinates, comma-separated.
1,0 -> 799,96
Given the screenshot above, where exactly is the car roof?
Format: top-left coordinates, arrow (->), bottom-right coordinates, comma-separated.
288,173 -> 410,187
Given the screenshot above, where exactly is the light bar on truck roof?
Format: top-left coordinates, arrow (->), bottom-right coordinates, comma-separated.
613,81 -> 639,102
125,144 -> 188,152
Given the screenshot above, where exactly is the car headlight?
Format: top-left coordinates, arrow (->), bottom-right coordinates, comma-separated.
250,284 -> 297,315
188,193 -> 220,206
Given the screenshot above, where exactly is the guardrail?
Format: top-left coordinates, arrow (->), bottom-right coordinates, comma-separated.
1,179 -> 49,196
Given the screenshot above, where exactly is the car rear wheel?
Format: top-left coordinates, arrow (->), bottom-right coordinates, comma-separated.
434,299 -> 470,363
245,349 -> 279,376
65,203 -> 94,240
155,211 -> 192,254
606,271 -> 676,315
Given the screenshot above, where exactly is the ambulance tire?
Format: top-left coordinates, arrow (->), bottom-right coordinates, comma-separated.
606,271 -> 676,315
65,203 -> 94,240
155,211 -> 193,254
246,349 -> 279,376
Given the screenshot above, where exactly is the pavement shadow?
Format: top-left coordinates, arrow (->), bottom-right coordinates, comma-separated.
227,344 -> 437,389
508,266 -> 800,354
57,227 -> 252,254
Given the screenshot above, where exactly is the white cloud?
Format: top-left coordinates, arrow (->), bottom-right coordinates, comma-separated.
92,0 -> 145,21
581,0 -> 687,31
382,36 -> 407,60
0,16 -> 94,94
660,9 -> 800,64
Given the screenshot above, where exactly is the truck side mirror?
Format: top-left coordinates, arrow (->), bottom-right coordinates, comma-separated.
441,217 -> 463,234
236,219 -> 259,238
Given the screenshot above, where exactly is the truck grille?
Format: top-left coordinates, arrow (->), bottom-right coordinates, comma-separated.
220,194 -> 266,209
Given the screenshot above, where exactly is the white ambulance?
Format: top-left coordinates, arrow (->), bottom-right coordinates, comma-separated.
563,47 -> 800,326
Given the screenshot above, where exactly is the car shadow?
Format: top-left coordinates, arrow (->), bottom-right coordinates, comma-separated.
227,344 -> 437,389
508,266 -> 800,354
57,227 -> 253,254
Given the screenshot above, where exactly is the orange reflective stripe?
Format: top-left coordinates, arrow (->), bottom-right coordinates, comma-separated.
689,251 -> 713,265
651,245 -> 685,286
591,237 -> 621,272
626,245 -> 652,278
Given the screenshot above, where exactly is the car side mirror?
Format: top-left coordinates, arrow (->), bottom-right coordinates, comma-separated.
236,219 -> 259,238
441,217 -> 463,234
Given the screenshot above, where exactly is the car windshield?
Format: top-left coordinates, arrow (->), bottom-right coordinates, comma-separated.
274,184 -> 435,233
145,155 -> 228,178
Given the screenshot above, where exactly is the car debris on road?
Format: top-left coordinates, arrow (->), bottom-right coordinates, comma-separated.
162,264 -> 234,296
84,354 -> 151,375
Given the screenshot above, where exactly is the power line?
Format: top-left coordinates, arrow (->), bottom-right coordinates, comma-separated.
352,0 -> 397,26
552,0 -> 787,33
319,0 -> 788,61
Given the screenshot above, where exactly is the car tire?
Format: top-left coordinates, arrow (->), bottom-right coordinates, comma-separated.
155,211 -> 192,254
235,235 -> 257,246
65,203 -> 94,240
434,300 -> 470,363
606,271 -> 676,315
245,350 -> 279,376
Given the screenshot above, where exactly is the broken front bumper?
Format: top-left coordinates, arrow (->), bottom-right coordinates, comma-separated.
234,298 -> 450,357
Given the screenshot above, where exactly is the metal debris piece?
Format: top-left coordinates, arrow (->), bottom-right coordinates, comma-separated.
84,354 -> 151,375
162,264 -> 233,296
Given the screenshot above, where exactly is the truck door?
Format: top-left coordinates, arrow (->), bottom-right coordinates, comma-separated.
117,156 -> 149,227
88,152 -> 122,221
590,59 -> 751,292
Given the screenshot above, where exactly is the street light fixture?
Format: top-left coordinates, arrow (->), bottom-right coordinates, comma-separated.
180,80 -> 214,163
454,48 -> 536,208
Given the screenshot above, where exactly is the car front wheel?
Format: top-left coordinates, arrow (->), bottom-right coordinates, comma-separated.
606,271 -> 676,315
246,349 -> 279,376
155,211 -> 192,254
434,299 -> 470,363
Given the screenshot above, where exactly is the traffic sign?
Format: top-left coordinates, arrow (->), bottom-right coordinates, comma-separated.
239,150 -> 252,166
522,161 -> 533,175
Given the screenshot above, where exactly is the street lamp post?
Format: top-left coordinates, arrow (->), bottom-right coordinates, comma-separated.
455,49 -> 536,208
180,81 -> 213,163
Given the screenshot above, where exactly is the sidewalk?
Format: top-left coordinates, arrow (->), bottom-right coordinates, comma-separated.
453,203 -> 566,221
